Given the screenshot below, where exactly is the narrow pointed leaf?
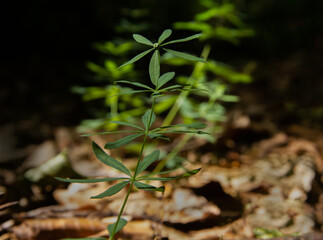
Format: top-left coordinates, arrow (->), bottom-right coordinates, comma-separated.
110,121 -> 145,131
161,33 -> 202,46
142,110 -> 156,130
156,130 -> 210,134
108,218 -> 127,239
137,150 -> 160,175
157,72 -> 175,89
164,48 -> 206,63
158,29 -> 172,44
104,133 -> 144,149
138,168 -> 201,180
55,177 -> 129,183
161,122 -> 207,129
133,34 -> 154,46
119,48 -> 154,68
81,130 -> 141,137
147,133 -> 170,141
110,89 -> 152,98
91,181 -> 129,198
116,80 -> 154,91
149,50 -> 160,85
158,84 -> 184,92
134,181 -> 165,192
93,142 -> 132,176
139,167 -> 181,178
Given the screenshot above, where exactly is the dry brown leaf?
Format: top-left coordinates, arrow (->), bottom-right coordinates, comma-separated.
12,218 -> 105,240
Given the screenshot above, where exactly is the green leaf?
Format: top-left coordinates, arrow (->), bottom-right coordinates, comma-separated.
142,110 -> 156,130
158,29 -> 172,44
139,167 -> 181,178
161,33 -> 202,46
147,133 -> 170,141
55,177 -> 129,183
109,121 -> 145,131
119,48 -> 154,68
164,48 -> 206,63
108,218 -> 127,239
156,130 -> 210,134
91,181 -> 130,198
149,50 -> 160,85
137,150 -> 160,175
161,122 -> 207,129
104,133 -> 144,149
157,72 -> 175,89
158,84 -> 184,92
81,130 -> 141,137
134,181 -> 165,192
110,89 -> 152,98
139,168 -> 201,181
133,34 -> 154,46
116,80 -> 154,91
93,142 -> 132,176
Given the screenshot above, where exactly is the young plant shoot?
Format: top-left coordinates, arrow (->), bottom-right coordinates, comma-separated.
57,29 -> 207,240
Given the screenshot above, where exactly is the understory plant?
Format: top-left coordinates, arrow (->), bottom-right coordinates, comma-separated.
56,29 -> 207,240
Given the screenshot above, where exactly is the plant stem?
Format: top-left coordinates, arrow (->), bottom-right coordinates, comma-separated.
110,97 -> 157,239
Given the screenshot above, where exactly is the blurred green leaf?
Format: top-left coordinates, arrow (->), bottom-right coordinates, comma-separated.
109,121 -> 145,131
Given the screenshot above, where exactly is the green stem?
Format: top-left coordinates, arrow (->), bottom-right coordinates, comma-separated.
110,97 -> 157,239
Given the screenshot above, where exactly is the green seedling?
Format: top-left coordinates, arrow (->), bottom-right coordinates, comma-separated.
57,29 -> 207,240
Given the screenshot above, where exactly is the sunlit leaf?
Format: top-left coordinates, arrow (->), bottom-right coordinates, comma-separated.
158,29 -> 172,44
142,110 -> 156,130
91,181 -> 130,198
157,72 -> 175,89
149,50 -> 160,85
134,181 -> 165,192
119,48 -> 154,68
104,133 -> 144,149
110,121 -> 145,131
161,33 -> 202,46
108,218 -> 128,239
116,80 -> 154,91
55,177 -> 129,183
133,34 -> 153,46
164,48 -> 206,63
137,150 -> 160,175
93,142 -> 132,176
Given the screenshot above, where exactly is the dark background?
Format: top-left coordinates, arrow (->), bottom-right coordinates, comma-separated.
2,0 -> 323,141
